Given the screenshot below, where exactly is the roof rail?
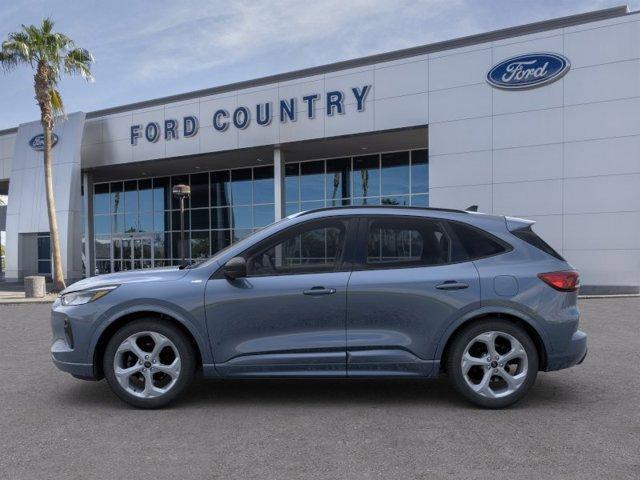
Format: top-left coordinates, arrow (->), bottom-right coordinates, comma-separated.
296,205 -> 469,217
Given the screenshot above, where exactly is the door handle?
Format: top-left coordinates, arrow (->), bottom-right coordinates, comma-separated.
303,286 -> 337,296
435,281 -> 469,290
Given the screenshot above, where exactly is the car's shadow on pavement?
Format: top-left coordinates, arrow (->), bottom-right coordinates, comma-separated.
55,373 -> 586,410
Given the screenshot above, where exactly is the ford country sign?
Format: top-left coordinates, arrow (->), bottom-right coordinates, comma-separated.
487,53 -> 570,90
29,133 -> 59,151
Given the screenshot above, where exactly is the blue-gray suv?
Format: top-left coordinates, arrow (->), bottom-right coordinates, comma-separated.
51,207 -> 587,408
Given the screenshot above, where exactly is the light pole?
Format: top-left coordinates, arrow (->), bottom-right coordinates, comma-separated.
172,184 -> 191,267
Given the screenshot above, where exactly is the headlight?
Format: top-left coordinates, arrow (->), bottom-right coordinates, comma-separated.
60,285 -> 119,306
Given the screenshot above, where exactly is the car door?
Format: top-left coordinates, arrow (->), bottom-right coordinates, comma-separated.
346,215 -> 481,377
205,216 -> 355,377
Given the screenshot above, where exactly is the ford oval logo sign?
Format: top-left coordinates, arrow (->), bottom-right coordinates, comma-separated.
29,133 -> 59,151
487,53 -> 570,90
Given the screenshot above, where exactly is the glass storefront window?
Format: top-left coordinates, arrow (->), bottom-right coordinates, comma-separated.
253,166 -> 274,204
111,182 -> 123,215
300,160 -> 325,201
381,151 -> 410,197
153,177 -> 170,212
325,158 -> 350,206
411,149 -> 429,194
190,173 -> 209,208
285,163 -> 299,203
353,155 -> 380,198
91,149 -> 427,274
211,171 -> 231,208
231,169 -> 252,206
94,183 -> 110,214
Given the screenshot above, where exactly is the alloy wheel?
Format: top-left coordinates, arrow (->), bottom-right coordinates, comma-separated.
113,331 -> 181,399
461,331 -> 528,399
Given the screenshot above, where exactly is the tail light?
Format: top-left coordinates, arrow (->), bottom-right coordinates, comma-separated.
538,271 -> 580,292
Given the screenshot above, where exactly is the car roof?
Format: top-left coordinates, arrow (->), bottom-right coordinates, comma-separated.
292,205 -> 506,223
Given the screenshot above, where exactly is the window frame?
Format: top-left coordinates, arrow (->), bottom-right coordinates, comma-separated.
222,217 -> 358,278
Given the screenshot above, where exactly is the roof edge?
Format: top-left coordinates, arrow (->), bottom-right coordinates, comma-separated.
0,5 -> 630,136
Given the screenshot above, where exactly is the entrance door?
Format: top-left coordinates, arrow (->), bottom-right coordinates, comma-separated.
112,236 -> 154,271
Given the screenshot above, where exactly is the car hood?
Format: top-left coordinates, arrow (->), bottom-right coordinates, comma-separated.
61,267 -> 189,294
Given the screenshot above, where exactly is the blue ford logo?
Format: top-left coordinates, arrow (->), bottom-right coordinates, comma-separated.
29,133 -> 59,151
487,53 -> 570,90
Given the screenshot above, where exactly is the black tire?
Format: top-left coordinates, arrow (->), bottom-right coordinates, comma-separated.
103,319 -> 196,409
446,319 -> 538,408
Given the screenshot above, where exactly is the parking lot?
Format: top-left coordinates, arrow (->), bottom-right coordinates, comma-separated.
0,298 -> 638,479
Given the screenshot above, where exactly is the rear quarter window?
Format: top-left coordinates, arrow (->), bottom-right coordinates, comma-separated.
447,221 -> 509,260
511,226 -> 564,261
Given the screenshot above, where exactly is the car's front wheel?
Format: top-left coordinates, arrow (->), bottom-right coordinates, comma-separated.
103,319 -> 196,408
447,319 -> 538,408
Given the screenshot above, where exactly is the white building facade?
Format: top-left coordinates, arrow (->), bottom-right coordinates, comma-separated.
0,6 -> 638,294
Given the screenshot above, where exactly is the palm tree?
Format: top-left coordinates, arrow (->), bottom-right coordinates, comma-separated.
0,18 -> 93,291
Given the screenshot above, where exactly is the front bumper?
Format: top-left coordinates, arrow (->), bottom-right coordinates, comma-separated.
545,330 -> 587,371
50,302 -> 99,380
51,339 -> 97,380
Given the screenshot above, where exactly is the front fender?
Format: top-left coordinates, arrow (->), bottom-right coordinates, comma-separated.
88,299 -> 213,366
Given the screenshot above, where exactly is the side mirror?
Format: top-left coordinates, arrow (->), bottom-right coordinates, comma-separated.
223,256 -> 247,279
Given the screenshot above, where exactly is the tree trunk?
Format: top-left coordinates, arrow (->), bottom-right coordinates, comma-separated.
43,125 -> 66,291
35,65 -> 66,292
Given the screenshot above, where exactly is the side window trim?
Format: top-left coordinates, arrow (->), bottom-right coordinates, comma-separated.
242,217 -> 355,278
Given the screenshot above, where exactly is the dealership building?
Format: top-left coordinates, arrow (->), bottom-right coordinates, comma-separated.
0,6 -> 638,294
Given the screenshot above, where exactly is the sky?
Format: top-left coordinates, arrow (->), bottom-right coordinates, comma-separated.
0,0 -> 638,130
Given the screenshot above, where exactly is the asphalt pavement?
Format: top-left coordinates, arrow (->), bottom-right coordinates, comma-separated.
0,298 -> 639,479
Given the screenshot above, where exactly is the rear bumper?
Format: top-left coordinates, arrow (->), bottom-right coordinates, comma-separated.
545,330 -> 587,371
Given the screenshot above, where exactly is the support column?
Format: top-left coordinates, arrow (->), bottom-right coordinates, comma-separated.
274,147 -> 286,221
82,172 -> 94,277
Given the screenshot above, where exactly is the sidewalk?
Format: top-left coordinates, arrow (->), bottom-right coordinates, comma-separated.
0,282 -> 57,304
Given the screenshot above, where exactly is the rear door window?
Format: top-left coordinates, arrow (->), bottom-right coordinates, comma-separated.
364,217 -> 453,269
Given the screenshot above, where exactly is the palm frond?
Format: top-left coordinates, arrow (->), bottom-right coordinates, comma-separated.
50,88 -> 64,116
64,47 -> 94,81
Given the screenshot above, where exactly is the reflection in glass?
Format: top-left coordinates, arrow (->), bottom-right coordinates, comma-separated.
253,166 -> 274,204
111,182 -> 123,215
285,163 -> 299,203
190,173 -> 209,208
94,215 -> 110,235
300,161 -> 324,201
326,158 -> 350,206
94,183 -> 110,214
381,152 -> 409,196
254,204 -> 275,227
211,171 -> 231,208
232,205 -> 252,229
139,179 -> 153,212
191,208 -> 209,230
124,180 -> 138,212
191,231 -> 210,258
211,207 -> 231,230
231,169 -> 252,206
211,230 -> 231,253
353,155 -> 380,198
153,177 -> 170,212
411,150 -> 429,194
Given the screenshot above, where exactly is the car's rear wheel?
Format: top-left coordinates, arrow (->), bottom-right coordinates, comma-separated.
447,319 -> 538,408
103,319 -> 196,409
